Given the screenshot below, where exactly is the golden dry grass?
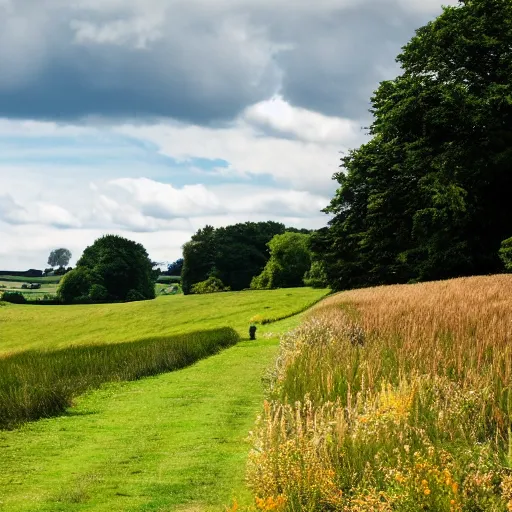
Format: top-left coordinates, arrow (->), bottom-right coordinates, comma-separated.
246,275 -> 512,511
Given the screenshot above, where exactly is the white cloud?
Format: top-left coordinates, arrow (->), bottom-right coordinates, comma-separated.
108,178 -> 222,218
244,95 -> 361,144
117,97 -> 366,193
0,194 -> 80,228
88,178 -> 330,230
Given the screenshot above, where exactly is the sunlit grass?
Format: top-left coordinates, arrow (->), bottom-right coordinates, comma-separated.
0,328 -> 239,429
0,288 -> 329,356
247,275 -> 512,511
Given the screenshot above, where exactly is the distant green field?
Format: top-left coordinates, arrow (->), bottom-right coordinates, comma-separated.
1,279 -> 179,300
0,288 -> 329,356
0,275 -> 61,284
0,279 -> 59,300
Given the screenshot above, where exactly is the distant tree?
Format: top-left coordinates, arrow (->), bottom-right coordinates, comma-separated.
47,248 -> 72,268
182,225 -> 217,295
167,258 -> 184,276
181,221 -> 290,294
57,235 -> 156,303
57,267 -> 96,304
251,232 -> 312,289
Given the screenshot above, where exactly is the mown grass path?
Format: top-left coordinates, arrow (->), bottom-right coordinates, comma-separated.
0,337 -> 281,511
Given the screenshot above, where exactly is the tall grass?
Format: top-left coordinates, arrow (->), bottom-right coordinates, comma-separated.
247,275 -> 512,511
0,327 -> 239,429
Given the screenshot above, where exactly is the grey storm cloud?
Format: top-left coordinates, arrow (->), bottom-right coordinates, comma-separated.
0,0 -> 456,124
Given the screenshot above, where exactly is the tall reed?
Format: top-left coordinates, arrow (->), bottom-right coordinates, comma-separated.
0,327 -> 239,429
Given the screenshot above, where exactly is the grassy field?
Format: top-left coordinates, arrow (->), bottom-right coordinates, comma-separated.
0,275 -> 61,284
0,279 -> 59,299
0,289 -> 319,511
248,275 -> 512,511
1,279 -> 176,300
0,288 -> 329,356
0,336 -> 285,511
0,328 -> 240,428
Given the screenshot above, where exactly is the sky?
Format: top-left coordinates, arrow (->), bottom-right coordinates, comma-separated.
0,0 -> 457,270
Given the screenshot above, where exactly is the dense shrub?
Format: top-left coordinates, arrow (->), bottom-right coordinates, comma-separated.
303,261 -> 329,288
88,284 -> 108,302
57,267 -> 96,304
190,277 -> 230,294
251,232 -> 311,289
1,291 -> 27,304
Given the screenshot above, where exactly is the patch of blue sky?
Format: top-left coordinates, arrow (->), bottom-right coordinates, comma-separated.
0,133 -> 282,189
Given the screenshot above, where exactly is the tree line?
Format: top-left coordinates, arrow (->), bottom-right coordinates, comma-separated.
181,221 -> 324,294
310,0 -> 512,291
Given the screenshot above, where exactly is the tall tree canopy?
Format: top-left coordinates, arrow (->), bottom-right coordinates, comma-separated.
316,0 -> 512,291
181,222 -> 308,294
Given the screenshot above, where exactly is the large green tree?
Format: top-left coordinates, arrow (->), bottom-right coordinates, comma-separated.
318,0 -> 512,291
251,232 -> 311,289
58,235 -> 156,303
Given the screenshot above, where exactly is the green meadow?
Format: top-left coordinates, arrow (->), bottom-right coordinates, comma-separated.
0,288 -> 329,511
0,288 -> 327,355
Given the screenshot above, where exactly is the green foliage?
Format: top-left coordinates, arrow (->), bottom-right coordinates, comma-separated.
47,248 -> 72,268
318,0 -> 512,291
167,258 -> 184,276
182,221 -> 293,294
190,276 -> 230,294
125,289 -> 146,302
251,232 -> 312,289
303,260 -> 329,288
181,225 -> 217,294
58,235 -> 156,303
0,328 -> 239,429
499,238 -> 512,271
57,267 -> 95,304
1,291 -> 27,304
88,283 -> 108,302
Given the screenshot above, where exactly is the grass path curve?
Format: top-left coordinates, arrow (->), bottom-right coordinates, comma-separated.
0,335 -> 281,512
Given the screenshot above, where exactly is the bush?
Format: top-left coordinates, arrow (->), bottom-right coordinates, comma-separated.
88,284 -> 108,302
499,237 -> 512,271
56,235 -> 156,304
57,267 -> 96,304
190,277 -> 230,294
1,291 -> 27,304
303,261 -> 329,288
251,232 -> 311,290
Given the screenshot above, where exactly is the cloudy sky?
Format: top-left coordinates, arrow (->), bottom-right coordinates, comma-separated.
0,0 -> 456,270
